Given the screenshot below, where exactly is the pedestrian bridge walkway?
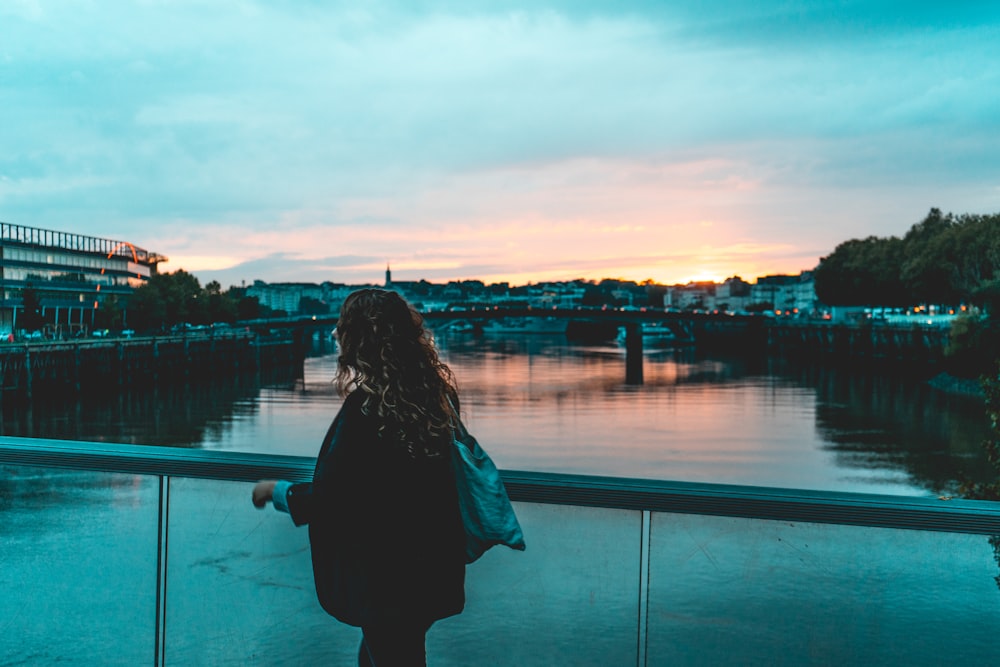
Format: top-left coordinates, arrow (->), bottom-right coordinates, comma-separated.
3,436 -> 1000,665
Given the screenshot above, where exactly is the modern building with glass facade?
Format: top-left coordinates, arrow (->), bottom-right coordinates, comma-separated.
0,221 -> 165,336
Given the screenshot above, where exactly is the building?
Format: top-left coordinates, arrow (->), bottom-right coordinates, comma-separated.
246,280 -> 325,315
715,276 -> 753,312
0,222 -> 165,336
666,282 -> 716,310
245,280 -> 358,316
752,272 -> 818,315
530,282 -> 586,309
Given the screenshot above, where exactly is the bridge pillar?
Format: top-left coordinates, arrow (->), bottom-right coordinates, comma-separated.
624,323 -> 644,385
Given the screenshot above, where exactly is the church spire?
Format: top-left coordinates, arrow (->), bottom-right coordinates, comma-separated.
385,263 -> 392,287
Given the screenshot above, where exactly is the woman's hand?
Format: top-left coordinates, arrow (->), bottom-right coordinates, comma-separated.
252,480 -> 278,508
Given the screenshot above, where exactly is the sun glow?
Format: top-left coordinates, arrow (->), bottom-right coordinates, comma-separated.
677,271 -> 727,285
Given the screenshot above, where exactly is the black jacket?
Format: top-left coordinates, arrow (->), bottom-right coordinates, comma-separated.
286,391 -> 466,627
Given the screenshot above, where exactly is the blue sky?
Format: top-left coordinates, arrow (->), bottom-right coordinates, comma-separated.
2,1 -> 998,287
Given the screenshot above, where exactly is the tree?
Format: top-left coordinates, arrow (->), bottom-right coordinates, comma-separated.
951,214 -> 1000,309
127,269 -> 206,332
945,314 -> 1000,379
900,208 -> 959,305
299,296 -> 329,316
812,208 -> 1000,308
236,294 -> 262,320
814,236 -> 907,306
93,295 -> 124,331
204,280 -> 237,323
960,365 -> 1000,589
162,270 -> 206,324
20,284 -> 45,332
644,283 -> 667,308
582,285 -> 606,307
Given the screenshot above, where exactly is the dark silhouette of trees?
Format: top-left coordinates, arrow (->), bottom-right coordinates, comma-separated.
128,269 -> 205,331
900,208 -> 958,305
20,284 -> 45,332
204,280 -> 238,323
93,295 -> 124,331
298,296 -> 329,316
126,270 -> 249,332
815,208 -> 1000,310
236,294 -> 262,320
814,236 -> 908,306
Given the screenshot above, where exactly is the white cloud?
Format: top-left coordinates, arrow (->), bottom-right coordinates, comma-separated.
1,1 -> 998,284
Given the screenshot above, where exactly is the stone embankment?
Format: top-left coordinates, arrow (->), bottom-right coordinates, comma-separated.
0,331 -> 301,401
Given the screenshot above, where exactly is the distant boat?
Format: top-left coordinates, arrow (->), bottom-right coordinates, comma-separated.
617,323 -> 678,347
480,317 -> 567,335
443,320 -> 478,334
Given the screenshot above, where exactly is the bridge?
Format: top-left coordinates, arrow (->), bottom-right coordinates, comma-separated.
269,306 -> 756,329
257,308 -> 763,384
258,308 -> 955,383
5,310 -> 952,396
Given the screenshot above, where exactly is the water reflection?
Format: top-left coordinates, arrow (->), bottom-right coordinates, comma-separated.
802,361 -> 993,491
437,334 -> 991,496
2,375 -> 266,446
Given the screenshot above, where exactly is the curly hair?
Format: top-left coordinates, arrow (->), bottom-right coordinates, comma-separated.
334,288 -> 459,457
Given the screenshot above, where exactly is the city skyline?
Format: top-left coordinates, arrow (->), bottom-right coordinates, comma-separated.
3,2 -> 999,289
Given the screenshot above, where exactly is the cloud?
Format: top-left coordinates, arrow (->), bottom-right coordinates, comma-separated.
190,252 -> 383,288
1,1 -> 998,287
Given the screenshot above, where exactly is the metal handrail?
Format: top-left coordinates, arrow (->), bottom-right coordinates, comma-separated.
3,435 -> 1000,535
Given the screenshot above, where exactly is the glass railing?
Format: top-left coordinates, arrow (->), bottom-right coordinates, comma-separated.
4,436 -> 1000,666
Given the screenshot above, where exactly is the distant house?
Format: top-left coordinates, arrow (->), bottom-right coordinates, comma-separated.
247,281 -> 326,315
666,282 -> 716,310
715,276 -> 753,311
530,283 -> 586,309
752,272 -> 818,315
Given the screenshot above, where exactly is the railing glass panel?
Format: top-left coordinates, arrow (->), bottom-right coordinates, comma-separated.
646,512 -> 1000,665
433,502 -> 641,666
164,477 -> 357,665
164,484 -> 641,665
1,464 -> 159,665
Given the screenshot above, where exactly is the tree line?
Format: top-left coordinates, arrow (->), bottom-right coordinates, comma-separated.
814,208 -> 1000,311
117,270 -> 265,333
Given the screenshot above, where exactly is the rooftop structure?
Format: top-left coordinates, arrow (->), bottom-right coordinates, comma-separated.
0,221 -> 166,336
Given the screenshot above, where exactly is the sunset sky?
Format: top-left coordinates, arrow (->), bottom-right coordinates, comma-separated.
2,1 -> 999,288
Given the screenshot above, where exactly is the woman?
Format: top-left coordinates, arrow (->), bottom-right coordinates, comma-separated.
252,288 -> 466,666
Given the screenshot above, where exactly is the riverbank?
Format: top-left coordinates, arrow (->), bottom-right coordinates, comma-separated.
0,332 -> 302,401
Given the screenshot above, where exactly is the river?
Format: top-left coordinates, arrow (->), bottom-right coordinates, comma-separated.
3,332 -> 993,495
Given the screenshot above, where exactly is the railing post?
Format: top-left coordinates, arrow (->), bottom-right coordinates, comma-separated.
24,345 -> 32,400
155,475 -> 171,667
638,510 -> 651,667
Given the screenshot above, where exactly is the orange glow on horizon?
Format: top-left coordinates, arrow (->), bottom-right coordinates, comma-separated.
173,255 -> 817,288
160,208 -> 821,288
